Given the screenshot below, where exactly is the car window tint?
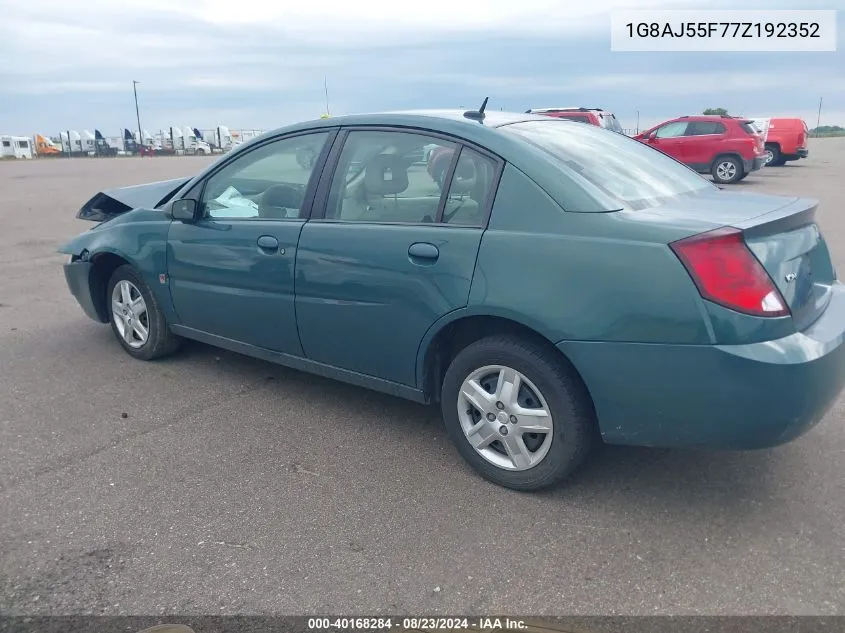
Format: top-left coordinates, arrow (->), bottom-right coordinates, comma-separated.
655,121 -> 688,138
325,130 -> 456,224
441,148 -> 497,226
687,122 -> 725,136
501,120 -> 715,209
557,113 -> 591,123
201,132 -> 329,220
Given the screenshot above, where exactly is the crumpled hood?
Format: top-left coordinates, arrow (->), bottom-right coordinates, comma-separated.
76,176 -> 192,222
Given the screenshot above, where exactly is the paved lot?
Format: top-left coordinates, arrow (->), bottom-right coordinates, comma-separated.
2,142 -> 845,616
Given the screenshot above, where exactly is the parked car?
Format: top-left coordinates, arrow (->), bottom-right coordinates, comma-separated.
525,107 -> 624,133
749,117 -> 810,166
634,115 -> 767,184
59,109 -> 845,491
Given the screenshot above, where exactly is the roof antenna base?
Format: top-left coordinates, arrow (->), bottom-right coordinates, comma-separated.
463,97 -> 489,122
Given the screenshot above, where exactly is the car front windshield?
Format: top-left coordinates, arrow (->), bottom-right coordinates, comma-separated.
500,120 -> 716,209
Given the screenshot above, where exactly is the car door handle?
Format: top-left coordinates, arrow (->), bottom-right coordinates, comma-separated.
408,242 -> 439,262
257,235 -> 279,252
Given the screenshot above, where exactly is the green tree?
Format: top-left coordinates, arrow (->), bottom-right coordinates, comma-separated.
703,108 -> 729,116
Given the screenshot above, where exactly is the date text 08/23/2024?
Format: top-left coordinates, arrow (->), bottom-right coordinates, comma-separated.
307,617 -> 528,630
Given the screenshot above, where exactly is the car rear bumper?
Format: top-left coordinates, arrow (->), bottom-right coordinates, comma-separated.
64,259 -> 108,323
744,156 -> 767,173
558,283 -> 845,450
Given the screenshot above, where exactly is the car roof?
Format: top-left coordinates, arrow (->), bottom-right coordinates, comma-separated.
257,110 -> 552,138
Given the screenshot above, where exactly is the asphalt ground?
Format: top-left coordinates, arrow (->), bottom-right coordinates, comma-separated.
1,140 -> 845,616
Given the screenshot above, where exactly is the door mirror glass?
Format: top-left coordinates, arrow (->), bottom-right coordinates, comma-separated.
172,198 -> 198,221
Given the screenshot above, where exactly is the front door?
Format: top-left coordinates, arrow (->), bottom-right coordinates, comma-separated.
167,130 -> 334,355
295,128 -> 502,387
648,120 -> 690,164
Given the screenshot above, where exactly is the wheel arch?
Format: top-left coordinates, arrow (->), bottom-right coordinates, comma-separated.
83,250 -> 136,322
417,309 -> 596,410
711,152 -> 744,168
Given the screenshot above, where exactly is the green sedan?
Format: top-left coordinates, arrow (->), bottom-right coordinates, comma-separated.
59,107 -> 845,491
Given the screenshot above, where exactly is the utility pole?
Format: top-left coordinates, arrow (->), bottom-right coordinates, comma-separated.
132,80 -> 143,152
815,97 -> 823,137
324,77 -> 330,117
636,110 -> 640,134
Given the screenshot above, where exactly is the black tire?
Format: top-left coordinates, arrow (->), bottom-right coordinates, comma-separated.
766,144 -> 785,166
106,264 -> 181,361
711,155 -> 743,184
440,335 -> 595,491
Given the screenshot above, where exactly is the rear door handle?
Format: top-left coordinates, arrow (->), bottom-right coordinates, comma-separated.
257,235 -> 279,252
408,242 -> 439,262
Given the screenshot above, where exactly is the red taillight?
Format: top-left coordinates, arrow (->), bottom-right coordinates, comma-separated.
670,227 -> 789,317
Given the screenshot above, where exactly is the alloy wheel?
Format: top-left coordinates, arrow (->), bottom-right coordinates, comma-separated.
457,365 -> 554,471
111,280 -> 149,349
716,160 -> 738,181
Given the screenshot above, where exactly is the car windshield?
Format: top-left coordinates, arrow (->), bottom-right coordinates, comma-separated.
500,120 -> 716,209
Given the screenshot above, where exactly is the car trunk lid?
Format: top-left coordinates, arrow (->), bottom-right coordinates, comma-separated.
631,190 -> 836,330
736,197 -> 836,330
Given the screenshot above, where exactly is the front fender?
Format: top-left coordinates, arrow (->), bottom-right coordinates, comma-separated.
58,209 -> 178,323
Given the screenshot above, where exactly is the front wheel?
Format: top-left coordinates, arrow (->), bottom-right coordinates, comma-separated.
107,265 -> 181,360
440,335 -> 595,491
711,156 -> 743,184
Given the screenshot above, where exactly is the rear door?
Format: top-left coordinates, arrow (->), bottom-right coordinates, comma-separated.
683,120 -> 727,170
294,127 -> 502,387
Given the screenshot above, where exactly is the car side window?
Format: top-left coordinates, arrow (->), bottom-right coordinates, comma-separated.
686,122 -> 726,136
441,147 -> 498,226
655,121 -> 689,138
325,130 -> 456,224
558,114 -> 591,124
200,132 -> 329,220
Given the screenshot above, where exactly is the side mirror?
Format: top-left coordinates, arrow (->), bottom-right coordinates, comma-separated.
171,198 -> 198,222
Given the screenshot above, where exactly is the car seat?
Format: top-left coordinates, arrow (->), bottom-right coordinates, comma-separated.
259,184 -> 304,219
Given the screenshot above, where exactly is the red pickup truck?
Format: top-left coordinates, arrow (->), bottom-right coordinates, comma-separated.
749,117 -> 810,166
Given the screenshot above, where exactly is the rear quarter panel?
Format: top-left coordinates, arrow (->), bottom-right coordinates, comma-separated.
58,209 -> 177,322
467,164 -> 713,345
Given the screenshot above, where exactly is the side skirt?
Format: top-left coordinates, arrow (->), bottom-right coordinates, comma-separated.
170,325 -> 428,404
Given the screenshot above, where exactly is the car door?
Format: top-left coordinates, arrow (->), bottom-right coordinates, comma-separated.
647,120 -> 689,163
682,121 -> 726,170
294,128 -> 502,387
166,129 -> 335,355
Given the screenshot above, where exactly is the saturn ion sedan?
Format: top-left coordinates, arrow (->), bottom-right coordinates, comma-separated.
59,108 -> 845,491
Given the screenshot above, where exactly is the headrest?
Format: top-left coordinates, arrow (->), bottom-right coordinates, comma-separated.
262,184 -> 302,208
364,154 -> 409,195
260,184 -> 303,218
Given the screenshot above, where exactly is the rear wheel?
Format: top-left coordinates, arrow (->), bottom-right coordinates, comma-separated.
107,265 -> 181,361
440,335 -> 595,491
712,156 -> 743,184
764,143 -> 782,166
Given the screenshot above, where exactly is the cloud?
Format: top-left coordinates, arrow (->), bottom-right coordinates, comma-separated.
0,0 -> 842,132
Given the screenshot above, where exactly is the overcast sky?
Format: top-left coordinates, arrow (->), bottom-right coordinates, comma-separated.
0,0 -> 842,135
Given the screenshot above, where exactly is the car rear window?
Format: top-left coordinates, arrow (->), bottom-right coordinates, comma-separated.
599,113 -> 624,133
739,121 -> 759,135
500,120 -> 716,210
